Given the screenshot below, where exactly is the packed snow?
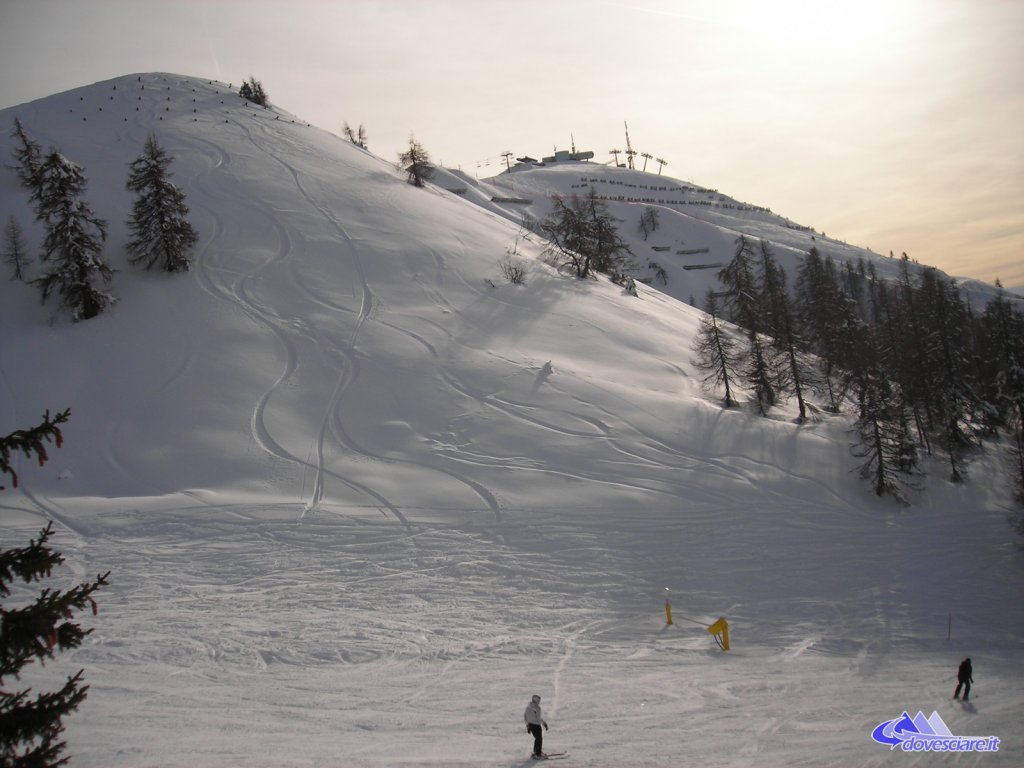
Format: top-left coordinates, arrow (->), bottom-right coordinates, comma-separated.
1,73 -> 1021,767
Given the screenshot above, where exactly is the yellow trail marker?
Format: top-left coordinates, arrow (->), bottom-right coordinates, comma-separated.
707,617 -> 730,651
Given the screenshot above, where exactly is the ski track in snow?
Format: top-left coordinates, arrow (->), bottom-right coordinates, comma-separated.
422,232 -> 848,510
185,126 -> 416,531
256,132 -> 503,529
188,136 -> 308,466
183,113 -> 514,532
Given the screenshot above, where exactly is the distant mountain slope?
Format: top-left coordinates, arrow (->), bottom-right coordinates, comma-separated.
451,160 -> 1008,311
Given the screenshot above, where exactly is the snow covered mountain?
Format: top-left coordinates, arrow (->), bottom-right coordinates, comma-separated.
1,74 -> 1021,767
439,154 -> 1007,312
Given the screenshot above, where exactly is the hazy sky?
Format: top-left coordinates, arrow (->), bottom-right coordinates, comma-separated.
2,0 -> 1021,290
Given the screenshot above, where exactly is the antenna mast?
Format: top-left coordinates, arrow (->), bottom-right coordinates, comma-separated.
624,121 -> 635,170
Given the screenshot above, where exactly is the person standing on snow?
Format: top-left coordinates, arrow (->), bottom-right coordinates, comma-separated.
524,694 -> 549,759
954,657 -> 973,701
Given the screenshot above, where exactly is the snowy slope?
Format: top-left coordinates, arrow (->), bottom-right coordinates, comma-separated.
1,74 -> 1021,767
471,161 -> 1010,312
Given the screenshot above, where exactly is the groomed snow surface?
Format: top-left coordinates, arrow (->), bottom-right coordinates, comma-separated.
1,74 -> 1021,767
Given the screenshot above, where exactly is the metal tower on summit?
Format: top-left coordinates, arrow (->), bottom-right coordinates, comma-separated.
624,120 -> 636,170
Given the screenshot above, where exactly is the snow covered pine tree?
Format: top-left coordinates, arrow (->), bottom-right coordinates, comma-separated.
31,151 -> 114,321
0,410 -> 110,767
125,134 -> 199,273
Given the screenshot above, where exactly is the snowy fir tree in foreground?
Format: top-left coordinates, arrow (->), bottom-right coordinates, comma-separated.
0,521 -> 108,768
1,411 -> 109,767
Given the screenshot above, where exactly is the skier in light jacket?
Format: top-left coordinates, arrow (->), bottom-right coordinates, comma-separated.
524,694 -> 549,759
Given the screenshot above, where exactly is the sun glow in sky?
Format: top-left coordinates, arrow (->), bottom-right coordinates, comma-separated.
1,0 -> 1021,291
737,0 -> 904,45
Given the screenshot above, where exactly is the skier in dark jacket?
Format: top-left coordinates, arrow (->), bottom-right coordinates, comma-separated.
524,694 -> 548,759
954,657 -> 973,701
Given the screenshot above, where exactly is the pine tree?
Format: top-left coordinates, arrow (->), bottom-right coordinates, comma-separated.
718,236 -> 761,331
893,255 -> 933,438
342,121 -> 367,149
238,76 -> 268,107
850,373 -> 920,503
125,134 -> 198,272
0,409 -> 68,491
583,189 -> 634,281
539,188 -> 633,280
845,327 -> 920,502
1,528 -> 110,768
718,236 -> 777,415
916,268 -> 976,482
1,410 -> 109,767
977,281 -> 1024,424
2,216 -> 32,282
757,240 -> 807,421
743,332 -> 778,417
32,151 -> 114,321
397,134 -> 434,188
854,264 -> 923,451
978,283 -> 1024,498
794,248 -> 853,412
637,206 -> 659,241
540,194 -> 591,277
691,291 -> 741,408
10,118 -> 43,195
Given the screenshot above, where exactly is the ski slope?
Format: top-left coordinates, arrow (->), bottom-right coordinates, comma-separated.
0,73 -> 1021,767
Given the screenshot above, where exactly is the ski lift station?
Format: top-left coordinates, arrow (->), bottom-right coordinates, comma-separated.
540,148 -> 595,164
